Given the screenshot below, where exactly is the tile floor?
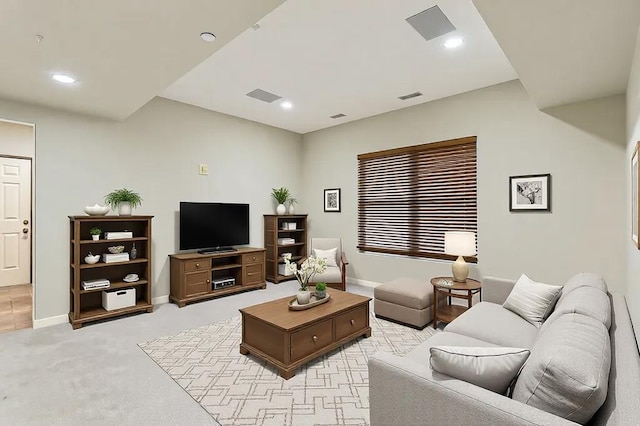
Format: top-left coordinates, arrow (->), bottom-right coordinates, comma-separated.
0,283 -> 33,333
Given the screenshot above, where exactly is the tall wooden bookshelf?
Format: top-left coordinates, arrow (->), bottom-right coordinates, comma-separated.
264,214 -> 308,283
69,215 -> 153,329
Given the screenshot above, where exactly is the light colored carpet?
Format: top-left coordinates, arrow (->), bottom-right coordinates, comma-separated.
139,313 -> 436,426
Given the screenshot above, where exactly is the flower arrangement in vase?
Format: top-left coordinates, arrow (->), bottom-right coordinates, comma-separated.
283,254 -> 327,304
271,187 -> 290,215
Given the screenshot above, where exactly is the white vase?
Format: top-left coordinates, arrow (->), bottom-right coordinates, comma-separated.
288,204 -> 295,214
276,203 -> 286,215
91,234 -> 99,241
118,202 -> 132,216
296,290 -> 310,305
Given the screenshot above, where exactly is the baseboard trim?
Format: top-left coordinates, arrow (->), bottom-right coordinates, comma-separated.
348,278 -> 381,288
33,314 -> 68,329
152,295 -> 170,305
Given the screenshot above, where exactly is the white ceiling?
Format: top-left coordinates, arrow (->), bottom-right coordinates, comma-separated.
161,0 -> 518,134
2,1 -> 639,133
0,0 -> 284,120
473,0 -> 640,109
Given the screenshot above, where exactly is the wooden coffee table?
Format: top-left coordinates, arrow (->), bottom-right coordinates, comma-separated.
239,288 -> 371,379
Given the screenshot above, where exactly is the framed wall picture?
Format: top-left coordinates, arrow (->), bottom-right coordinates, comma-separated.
509,174 -> 551,212
632,142 -> 639,248
324,188 -> 341,212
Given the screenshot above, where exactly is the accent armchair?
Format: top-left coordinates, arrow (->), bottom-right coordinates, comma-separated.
308,238 -> 348,291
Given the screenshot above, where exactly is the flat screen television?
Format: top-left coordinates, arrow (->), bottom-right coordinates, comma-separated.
179,202 -> 249,253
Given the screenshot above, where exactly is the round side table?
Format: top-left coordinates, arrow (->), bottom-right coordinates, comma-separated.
430,277 -> 482,328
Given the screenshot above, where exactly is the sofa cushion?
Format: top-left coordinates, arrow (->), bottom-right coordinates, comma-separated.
512,313 -> 611,424
559,273 -> 608,299
503,274 -> 562,327
430,346 -> 530,394
405,331 -> 497,367
548,286 -> 611,330
445,302 -> 539,349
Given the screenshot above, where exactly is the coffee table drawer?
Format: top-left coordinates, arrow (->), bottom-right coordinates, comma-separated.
290,319 -> 332,361
335,305 -> 368,341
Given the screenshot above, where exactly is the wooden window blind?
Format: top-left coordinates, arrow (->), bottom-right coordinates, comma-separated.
357,136 -> 477,262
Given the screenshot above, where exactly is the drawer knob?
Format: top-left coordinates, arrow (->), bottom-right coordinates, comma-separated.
312,335 -> 318,342
206,279 -> 210,283
196,263 -> 200,268
350,319 -> 355,325
252,256 -> 256,261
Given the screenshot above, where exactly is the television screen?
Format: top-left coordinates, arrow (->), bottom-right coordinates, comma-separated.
179,202 -> 249,252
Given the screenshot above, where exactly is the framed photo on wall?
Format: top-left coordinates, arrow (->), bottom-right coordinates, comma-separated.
632,142 -> 639,248
324,188 -> 341,212
509,174 -> 551,212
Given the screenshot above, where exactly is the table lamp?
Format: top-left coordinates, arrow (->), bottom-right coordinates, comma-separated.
444,231 -> 476,282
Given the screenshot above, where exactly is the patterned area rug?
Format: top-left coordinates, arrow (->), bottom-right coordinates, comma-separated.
138,314 -> 436,426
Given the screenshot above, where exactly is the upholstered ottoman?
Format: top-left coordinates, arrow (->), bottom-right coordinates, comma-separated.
374,278 -> 440,329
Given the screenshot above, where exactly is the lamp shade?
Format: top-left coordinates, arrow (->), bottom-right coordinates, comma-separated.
444,231 -> 476,256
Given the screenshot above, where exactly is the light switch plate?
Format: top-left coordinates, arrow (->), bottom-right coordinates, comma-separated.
199,164 -> 209,175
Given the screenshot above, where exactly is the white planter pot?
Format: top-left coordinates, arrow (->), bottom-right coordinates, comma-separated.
118,202 -> 132,216
276,203 -> 286,215
288,204 -> 295,214
91,234 -> 99,241
296,290 -> 310,305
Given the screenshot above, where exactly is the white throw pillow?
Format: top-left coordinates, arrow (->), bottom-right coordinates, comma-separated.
503,274 -> 562,328
313,247 -> 338,267
430,346 -> 530,394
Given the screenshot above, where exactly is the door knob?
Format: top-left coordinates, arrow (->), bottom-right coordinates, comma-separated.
22,228 -> 29,234
23,219 -> 29,225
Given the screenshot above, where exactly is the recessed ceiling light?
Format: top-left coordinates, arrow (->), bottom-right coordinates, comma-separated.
280,101 -> 293,110
200,32 -> 216,42
51,73 -> 76,84
443,37 -> 464,49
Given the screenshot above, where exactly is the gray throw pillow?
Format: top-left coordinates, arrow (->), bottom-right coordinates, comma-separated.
503,274 -> 562,327
429,346 -> 530,394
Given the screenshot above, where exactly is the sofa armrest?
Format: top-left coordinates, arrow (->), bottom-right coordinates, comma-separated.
369,351 -> 578,426
483,276 -> 516,305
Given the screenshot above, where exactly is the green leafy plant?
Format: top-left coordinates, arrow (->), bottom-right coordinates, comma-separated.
314,282 -> 327,291
104,188 -> 143,209
271,187 -> 290,204
89,227 -> 101,236
288,197 -> 298,206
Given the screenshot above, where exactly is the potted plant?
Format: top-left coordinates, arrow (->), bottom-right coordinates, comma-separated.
104,188 -> 143,216
287,197 -> 297,215
271,187 -> 290,215
314,282 -> 327,299
89,227 -> 101,241
283,254 -> 327,304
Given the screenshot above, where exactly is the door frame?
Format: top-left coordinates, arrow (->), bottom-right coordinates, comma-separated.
0,117 -> 36,325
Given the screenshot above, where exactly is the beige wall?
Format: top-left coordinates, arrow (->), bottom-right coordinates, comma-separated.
302,80 -> 627,293
626,27 -> 640,340
0,119 -> 34,158
0,97 -> 302,321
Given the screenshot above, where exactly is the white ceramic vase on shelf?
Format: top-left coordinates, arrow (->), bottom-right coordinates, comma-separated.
288,204 -> 295,214
276,203 -> 286,215
118,202 -> 132,216
296,289 -> 310,305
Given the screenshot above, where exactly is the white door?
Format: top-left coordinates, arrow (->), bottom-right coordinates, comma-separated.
0,157 -> 31,287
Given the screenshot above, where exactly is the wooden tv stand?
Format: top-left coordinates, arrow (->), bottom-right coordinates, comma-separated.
169,247 -> 266,307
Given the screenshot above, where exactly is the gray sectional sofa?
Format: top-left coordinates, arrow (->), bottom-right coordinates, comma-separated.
368,273 -> 640,425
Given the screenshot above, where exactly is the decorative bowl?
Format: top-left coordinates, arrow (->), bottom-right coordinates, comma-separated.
84,204 -> 110,216
84,254 -> 100,264
107,245 -> 125,254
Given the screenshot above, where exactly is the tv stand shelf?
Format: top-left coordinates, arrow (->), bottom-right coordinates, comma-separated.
169,247 -> 266,308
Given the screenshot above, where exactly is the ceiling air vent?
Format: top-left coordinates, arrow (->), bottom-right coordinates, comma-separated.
330,113 -> 346,119
406,5 -> 456,42
398,92 -> 423,101
246,88 -> 282,103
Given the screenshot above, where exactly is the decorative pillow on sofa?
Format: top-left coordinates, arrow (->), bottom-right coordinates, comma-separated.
503,274 -> 562,327
429,346 -> 530,394
313,247 -> 338,267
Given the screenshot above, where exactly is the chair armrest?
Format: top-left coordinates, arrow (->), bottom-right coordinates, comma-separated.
340,252 -> 348,266
368,352 -> 577,426
482,276 -> 516,305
